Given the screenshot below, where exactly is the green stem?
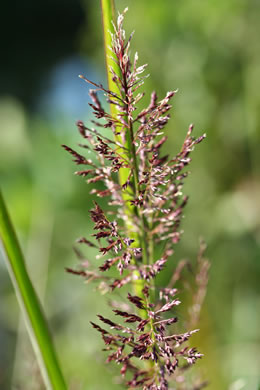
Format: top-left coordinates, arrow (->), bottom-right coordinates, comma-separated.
100,2 -> 147,258
100,2 -> 156,368
127,116 -> 149,265
100,1 -> 153,309
0,190 -> 67,390
100,0 -> 130,186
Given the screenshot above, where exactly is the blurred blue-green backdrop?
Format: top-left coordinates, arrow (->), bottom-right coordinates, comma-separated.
0,1 -> 260,389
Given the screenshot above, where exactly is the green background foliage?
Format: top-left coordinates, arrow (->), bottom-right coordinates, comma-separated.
0,0 -> 259,389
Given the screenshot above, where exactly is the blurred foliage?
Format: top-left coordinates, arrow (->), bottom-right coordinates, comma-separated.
0,0 -> 260,389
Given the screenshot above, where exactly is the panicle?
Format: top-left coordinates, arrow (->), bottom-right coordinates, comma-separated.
64,8 -> 208,390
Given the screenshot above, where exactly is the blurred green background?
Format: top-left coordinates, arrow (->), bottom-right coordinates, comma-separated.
0,0 -> 260,389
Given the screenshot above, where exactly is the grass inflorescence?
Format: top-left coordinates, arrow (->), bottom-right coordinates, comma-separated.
64,7 -> 209,390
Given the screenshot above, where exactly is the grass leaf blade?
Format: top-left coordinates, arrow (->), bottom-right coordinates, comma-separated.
0,189 -> 67,390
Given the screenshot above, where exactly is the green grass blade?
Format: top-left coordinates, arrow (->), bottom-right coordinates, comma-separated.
100,1 -> 149,302
100,0 -> 131,185
100,0 -> 118,95
0,189 -> 67,390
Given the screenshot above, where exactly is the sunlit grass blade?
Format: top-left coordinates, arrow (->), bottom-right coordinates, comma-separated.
0,189 -> 67,390
100,0 -> 149,302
